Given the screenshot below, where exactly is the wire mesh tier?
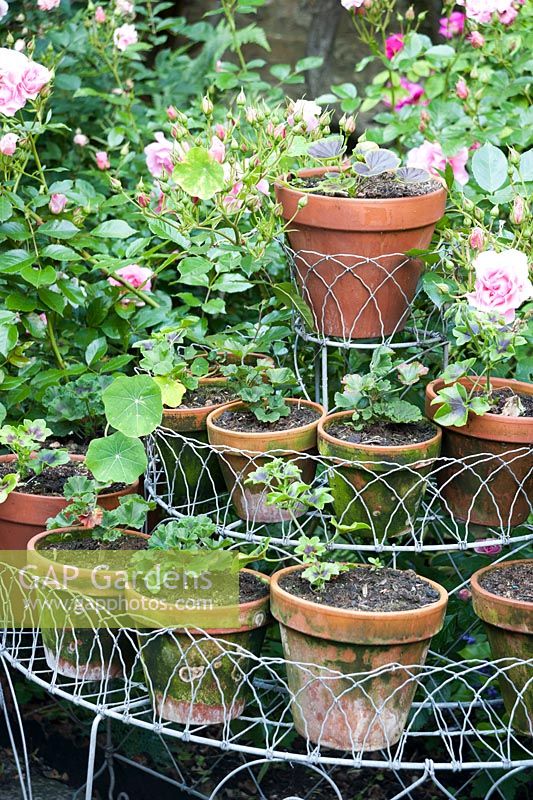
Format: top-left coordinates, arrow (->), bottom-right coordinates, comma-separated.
145,430 -> 533,555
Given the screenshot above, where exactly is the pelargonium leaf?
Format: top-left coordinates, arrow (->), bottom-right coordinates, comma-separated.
364,148 -> 400,175
397,166 -> 431,183
307,137 -> 345,159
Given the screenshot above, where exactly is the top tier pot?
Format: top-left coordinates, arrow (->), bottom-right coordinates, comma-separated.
275,169 -> 446,339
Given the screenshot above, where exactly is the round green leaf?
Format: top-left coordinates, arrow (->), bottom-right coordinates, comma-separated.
103,375 -> 163,437
173,147 -> 225,200
472,143 -> 508,193
85,432 -> 147,485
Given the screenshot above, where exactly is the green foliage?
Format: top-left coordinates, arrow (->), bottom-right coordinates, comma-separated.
46,475 -> 153,542
335,347 -> 426,429
220,362 -> 297,422
246,458 -> 333,511
43,374 -> 112,439
0,418 -> 69,499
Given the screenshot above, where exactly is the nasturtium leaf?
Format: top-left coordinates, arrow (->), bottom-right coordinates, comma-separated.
92,220 -> 137,239
153,376 -> 186,408
472,143 -> 508,192
86,431 -> 147,484
173,147 -> 225,200
519,149 -> 533,181
103,374 -> 163,437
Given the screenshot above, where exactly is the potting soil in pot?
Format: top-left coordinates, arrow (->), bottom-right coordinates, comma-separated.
213,405 -> 320,433
326,420 -> 436,447
0,461 -> 125,496
479,563 -> 533,603
292,174 -> 442,200
279,567 -> 440,611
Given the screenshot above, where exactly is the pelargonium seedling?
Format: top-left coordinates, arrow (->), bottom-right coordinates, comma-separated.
220,362 -> 297,423
46,476 -> 154,542
0,419 -> 70,502
431,304 -> 528,427
335,346 -> 428,430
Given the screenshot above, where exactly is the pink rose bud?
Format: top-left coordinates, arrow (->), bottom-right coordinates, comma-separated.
14,40 -> 26,52
468,31 -> 484,48
95,150 -> 111,170
95,6 -> 106,23
201,95 -> 213,115
458,588 -> 471,602
215,124 -> 226,141
245,107 -> 258,124
0,133 -> 18,156
137,193 -> 150,208
511,196 -> 525,225
49,193 -> 67,214
455,79 -> 469,99
166,105 -> 177,121
469,227 -> 485,250
73,130 -> 89,146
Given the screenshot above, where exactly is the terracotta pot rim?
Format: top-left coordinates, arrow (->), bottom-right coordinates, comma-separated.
425,377 -> 533,443
471,559 -> 533,614
124,567 -> 270,635
206,398 -> 326,440
271,563 -> 448,621
0,454 -> 138,501
318,410 -> 441,454
275,170 -> 447,207
27,526 -> 149,552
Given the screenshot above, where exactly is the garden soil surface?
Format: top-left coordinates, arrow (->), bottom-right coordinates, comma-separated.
487,388 -> 533,416
327,420 -> 435,447
479,562 -> 533,603
280,567 -> 440,611
214,405 -> 319,433
39,533 -> 147,552
293,173 -> 442,199
0,461 -> 124,496
179,386 -> 237,409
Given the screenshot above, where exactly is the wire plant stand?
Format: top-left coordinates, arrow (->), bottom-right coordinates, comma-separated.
1,250 -> 532,800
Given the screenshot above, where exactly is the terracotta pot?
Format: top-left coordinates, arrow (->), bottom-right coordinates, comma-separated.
471,560 -> 532,735
271,564 -> 448,751
318,411 -> 441,539
125,569 -> 270,724
425,377 -> 533,527
158,378 -> 233,512
206,399 -> 325,522
27,527 -> 148,680
275,169 -> 446,339
0,454 -> 139,551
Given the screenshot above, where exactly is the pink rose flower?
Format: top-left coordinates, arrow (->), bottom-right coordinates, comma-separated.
14,40 -> 26,52
144,131 -> 174,178
393,77 -> 425,110
108,265 -> 152,304
113,23 -> 138,51
115,0 -> 134,14
19,62 -> 52,100
73,130 -> 89,146
473,542 -> 502,556
457,0 -> 494,24
95,150 -> 110,170
108,264 -> 152,291
439,11 -> 465,37
208,134 -> 225,164
469,227 -> 485,250
49,193 -> 67,214
467,31 -> 485,47
256,178 -> 269,195
341,0 -> 366,8
406,140 -> 469,185
0,132 -> 18,155
0,48 -> 33,116
467,249 -> 533,322
385,33 -> 404,60
0,1 -> 8,21
37,0 -> 61,10
95,6 -> 106,23
455,78 -> 469,99
288,99 -> 322,132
